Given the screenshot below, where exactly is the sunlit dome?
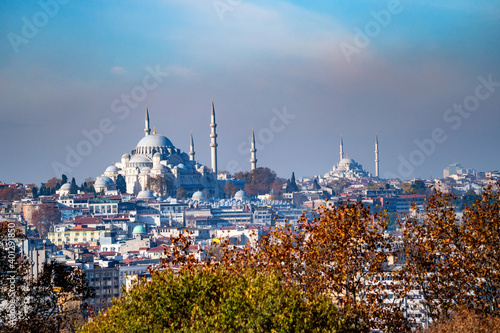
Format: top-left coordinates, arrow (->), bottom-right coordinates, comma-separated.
136,134 -> 174,148
340,158 -> 355,164
234,190 -> 249,201
129,156 -> 151,163
106,165 -> 120,172
137,190 -> 156,200
95,176 -> 114,186
192,190 -> 206,201
60,183 -> 71,190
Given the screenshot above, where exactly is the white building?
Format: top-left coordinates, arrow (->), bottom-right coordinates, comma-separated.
96,106 -> 221,198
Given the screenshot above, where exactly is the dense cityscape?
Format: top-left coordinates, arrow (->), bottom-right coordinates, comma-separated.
2,0 -> 500,332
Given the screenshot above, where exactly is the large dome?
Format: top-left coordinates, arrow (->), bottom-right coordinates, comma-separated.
339,158 -> 355,165
136,134 -> 174,148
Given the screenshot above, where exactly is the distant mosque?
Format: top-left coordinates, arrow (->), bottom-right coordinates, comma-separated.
323,135 -> 380,180
94,100 -> 257,198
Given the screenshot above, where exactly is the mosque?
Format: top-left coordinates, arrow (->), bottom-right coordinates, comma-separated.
323,135 -> 380,180
93,101 -> 248,198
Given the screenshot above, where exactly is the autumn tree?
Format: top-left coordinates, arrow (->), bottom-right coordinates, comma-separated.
81,233 -> 355,333
328,178 -> 351,195
0,222 -> 94,333
176,187 -> 187,200
224,180 -> 239,198
399,182 -> 500,322
31,203 -> 61,237
147,175 -> 168,197
235,167 -> 284,197
0,186 -> 24,200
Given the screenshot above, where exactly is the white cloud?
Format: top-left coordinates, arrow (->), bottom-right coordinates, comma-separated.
110,66 -> 126,75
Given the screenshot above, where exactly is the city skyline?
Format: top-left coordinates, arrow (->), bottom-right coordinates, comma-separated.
1,0 -> 500,184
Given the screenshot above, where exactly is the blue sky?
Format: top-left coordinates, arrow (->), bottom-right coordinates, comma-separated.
1,0 -> 499,184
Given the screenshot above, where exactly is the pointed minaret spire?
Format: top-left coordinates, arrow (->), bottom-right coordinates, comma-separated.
250,128 -> 257,171
144,105 -> 151,136
375,133 -> 379,178
340,134 -> 344,161
210,99 -> 218,175
153,126 -> 156,135
189,132 -> 195,161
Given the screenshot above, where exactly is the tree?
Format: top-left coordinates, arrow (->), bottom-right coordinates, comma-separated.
0,186 -> 24,200
81,265 -> 354,333
115,174 -> 127,194
399,182 -> 500,322
45,177 -> 61,190
285,172 -> 300,193
69,177 -> 79,194
328,178 -> 351,195
401,181 -> 413,194
81,177 -> 95,194
147,175 -> 167,197
0,222 -> 94,333
176,187 -> 187,200
312,178 -> 321,190
224,181 -> 238,198
238,167 -> 284,197
61,174 -> 68,186
31,186 -> 38,199
31,203 -> 61,237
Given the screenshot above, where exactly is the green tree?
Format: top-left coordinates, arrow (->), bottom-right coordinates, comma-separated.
285,172 -> 300,193
69,177 -> 79,194
115,174 -> 126,194
80,265 -> 354,333
61,174 -> 68,186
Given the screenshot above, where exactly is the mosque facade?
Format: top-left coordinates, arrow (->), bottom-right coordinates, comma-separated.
324,135 -> 379,180
95,102 -> 223,198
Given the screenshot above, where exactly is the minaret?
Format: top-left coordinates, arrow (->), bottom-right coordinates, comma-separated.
250,128 -> 257,171
144,106 -> 151,136
339,134 -> 344,161
189,132 -> 195,161
210,99 -> 218,175
375,134 -> 379,178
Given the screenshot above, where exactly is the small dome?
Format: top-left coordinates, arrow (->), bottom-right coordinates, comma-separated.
234,190 -> 249,201
177,163 -> 186,169
136,135 -> 174,148
129,156 -> 151,164
106,165 -> 120,172
95,176 -> 114,186
192,191 -> 206,201
153,164 -> 167,170
140,166 -> 151,172
137,190 -> 156,200
60,183 -> 71,190
122,153 -> 130,159
132,225 -> 147,234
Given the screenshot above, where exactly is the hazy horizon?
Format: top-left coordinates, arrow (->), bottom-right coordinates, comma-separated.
1,0 -> 499,185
